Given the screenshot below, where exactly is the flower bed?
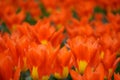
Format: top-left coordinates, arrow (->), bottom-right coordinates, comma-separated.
0,0 -> 120,80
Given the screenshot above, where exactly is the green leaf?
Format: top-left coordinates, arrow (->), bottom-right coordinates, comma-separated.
24,12 -> 37,25
111,75 -> 114,80
16,7 -> 21,14
39,3 -> 50,18
112,9 -> 120,15
64,66 -> 75,80
65,73 -> 72,80
48,74 -> 57,80
60,37 -> 68,48
104,77 -> 108,80
50,21 -> 55,26
71,66 -> 76,71
94,6 -> 106,15
63,29 -> 67,34
72,9 -> 80,20
111,62 -> 120,80
39,15 -> 44,19
102,16 -> 108,24
116,53 -> 120,58
0,22 -> 11,34
19,69 -> 33,80
89,15 -> 94,22
115,62 -> 120,73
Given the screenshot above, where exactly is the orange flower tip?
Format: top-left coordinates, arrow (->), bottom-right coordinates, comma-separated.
12,25 -> 17,31
54,72 -> 62,79
32,66 -> 39,80
78,60 -> 88,75
104,76 -> 108,80
47,8 -> 52,13
70,6 -> 74,10
56,8 -> 61,13
56,24 -> 62,31
75,68 -> 79,73
34,17 -> 39,20
13,66 -> 17,71
109,68 -> 113,74
41,40 -> 48,45
10,78 -> 13,80
42,76 -> 49,80
23,57 -> 27,71
100,51 -> 104,59
114,73 -> 120,80
62,66 -> 69,78
116,52 -> 120,58
91,67 -> 95,72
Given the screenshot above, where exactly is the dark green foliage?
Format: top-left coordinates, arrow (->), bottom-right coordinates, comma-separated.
0,22 -> 11,34
111,62 -> 120,80
72,10 -> 80,20
60,37 -> 68,48
65,73 -> 72,80
112,9 -> 120,15
115,62 -> 120,73
94,6 -> 106,15
16,7 -> 21,14
89,15 -> 94,22
19,69 -> 32,80
24,12 -> 37,25
48,74 -> 57,80
39,3 -> 50,19
102,16 -> 108,24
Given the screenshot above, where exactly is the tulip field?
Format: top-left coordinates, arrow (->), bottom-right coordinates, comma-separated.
0,0 -> 120,80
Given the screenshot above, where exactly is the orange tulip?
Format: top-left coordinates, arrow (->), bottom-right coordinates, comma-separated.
0,54 -> 14,80
114,73 -> 120,80
0,0 -> 120,80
